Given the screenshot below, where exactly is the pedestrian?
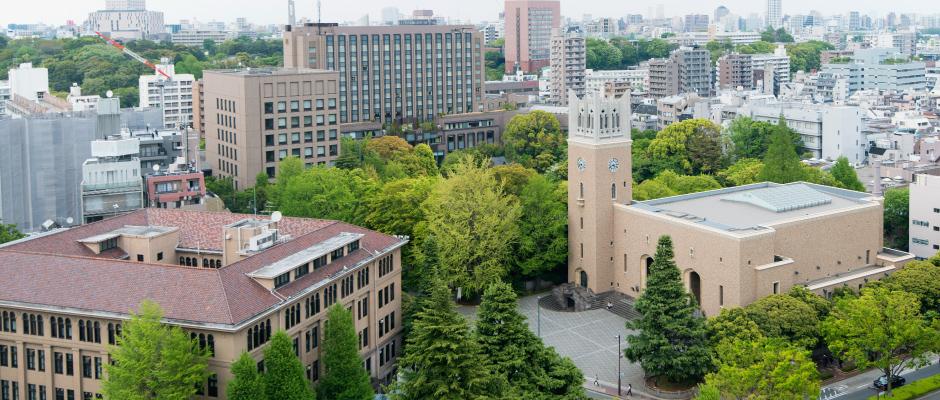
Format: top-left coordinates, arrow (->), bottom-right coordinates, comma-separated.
594,374 -> 599,386
607,301 -> 613,311
627,383 -> 632,396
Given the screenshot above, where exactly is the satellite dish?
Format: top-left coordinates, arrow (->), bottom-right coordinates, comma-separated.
106,90 -> 113,98
271,211 -> 282,223
65,217 -> 74,225
153,164 -> 161,173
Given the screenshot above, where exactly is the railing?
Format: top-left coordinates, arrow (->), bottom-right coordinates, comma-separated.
81,181 -> 141,192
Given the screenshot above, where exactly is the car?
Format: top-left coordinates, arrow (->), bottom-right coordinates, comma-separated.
873,375 -> 906,391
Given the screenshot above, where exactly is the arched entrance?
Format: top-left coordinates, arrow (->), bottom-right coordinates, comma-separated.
639,256 -> 654,289
689,271 -> 702,306
579,270 -> 588,288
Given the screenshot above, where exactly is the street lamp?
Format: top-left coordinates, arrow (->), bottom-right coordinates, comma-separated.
537,295 -> 543,337
616,334 -> 623,395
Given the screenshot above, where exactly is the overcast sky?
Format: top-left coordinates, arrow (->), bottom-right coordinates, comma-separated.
1,1 -> 929,27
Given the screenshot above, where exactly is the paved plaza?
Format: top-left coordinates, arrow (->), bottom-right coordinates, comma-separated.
458,292 -> 646,397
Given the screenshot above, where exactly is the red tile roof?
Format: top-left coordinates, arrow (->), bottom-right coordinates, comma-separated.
0,209 -> 405,326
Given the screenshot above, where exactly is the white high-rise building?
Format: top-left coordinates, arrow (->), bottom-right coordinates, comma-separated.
909,174 -> 940,259
138,58 -> 195,129
86,0 -> 164,40
766,0 -> 782,29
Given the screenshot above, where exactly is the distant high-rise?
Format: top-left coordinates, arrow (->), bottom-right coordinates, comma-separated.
714,6 -> 730,21
766,0 -> 782,29
504,0 -> 561,73
288,0 -> 296,26
848,11 -> 861,31
683,14 -> 709,32
86,0 -> 164,40
381,7 -> 400,25
549,27 -> 586,105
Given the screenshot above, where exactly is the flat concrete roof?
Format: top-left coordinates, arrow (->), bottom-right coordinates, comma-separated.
632,182 -> 877,233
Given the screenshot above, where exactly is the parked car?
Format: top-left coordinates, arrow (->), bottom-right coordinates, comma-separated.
873,375 -> 906,391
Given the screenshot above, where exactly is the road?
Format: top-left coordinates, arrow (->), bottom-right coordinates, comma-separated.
820,361 -> 940,400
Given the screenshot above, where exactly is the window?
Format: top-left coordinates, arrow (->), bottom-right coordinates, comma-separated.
137,254 -> 144,262
208,375 -> 218,397
26,349 -> 35,370
265,118 -> 274,130
772,282 -> 779,294
66,353 -> 73,375
303,100 -> 312,111
107,323 -> 122,345
274,273 -> 291,289
157,252 -> 163,261
38,350 -> 45,372
264,102 -> 274,114
357,266 -> 369,289
54,352 -> 63,374
277,101 -> 286,112
94,357 -> 102,379
611,183 -> 616,199
82,356 -> 92,378
305,325 -> 319,352
0,345 -> 6,367
331,247 -> 345,261
290,101 -> 300,112
246,319 -> 272,351
719,285 -> 724,306
378,255 -> 394,277
358,327 -> 369,349
1,311 -> 16,333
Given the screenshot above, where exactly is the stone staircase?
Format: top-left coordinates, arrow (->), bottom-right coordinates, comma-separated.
592,291 -> 643,320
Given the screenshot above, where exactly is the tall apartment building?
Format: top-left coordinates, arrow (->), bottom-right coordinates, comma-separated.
503,0 -> 561,73
202,68 -> 340,190
718,54 -> 754,90
283,23 -> 485,126
910,174 -> 940,259
0,208 -> 407,399
84,0 -> 164,40
766,0 -> 782,29
549,27 -> 586,105
139,59 -> 195,129
648,48 -> 712,99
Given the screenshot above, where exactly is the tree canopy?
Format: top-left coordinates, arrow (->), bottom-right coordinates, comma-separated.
758,120 -> 806,184
503,111 -> 565,172
830,156 -> 865,191
103,301 -> 211,400
0,222 -> 25,245
883,188 -> 909,251
317,305 -> 373,400
227,353 -> 266,400
263,331 -> 316,400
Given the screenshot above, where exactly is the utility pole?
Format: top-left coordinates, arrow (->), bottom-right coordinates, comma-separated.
616,334 -> 622,396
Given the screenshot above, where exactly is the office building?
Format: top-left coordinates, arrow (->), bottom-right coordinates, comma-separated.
283,23 -> 485,126
648,47 -> 711,99
766,0 -> 782,29
503,0 -> 561,73
910,174 -> 940,259
0,208 -> 407,398
549,27 -> 586,105
84,0 -> 165,40
564,90 -> 912,317
736,102 -> 865,164
80,138 -> 144,223
683,14 -> 709,32
820,48 -> 927,94
139,58 -> 195,129
202,67 -> 340,190
171,30 -> 233,47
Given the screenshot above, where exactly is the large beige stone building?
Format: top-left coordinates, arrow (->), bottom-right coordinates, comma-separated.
0,208 -> 405,399
202,68 -> 341,190
566,91 -> 913,317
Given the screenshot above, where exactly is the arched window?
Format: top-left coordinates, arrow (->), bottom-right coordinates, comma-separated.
199,333 -> 206,350
37,315 -> 43,336
207,335 -> 215,356
612,183 -> 617,199
51,317 -> 58,337
579,271 -> 588,288
79,320 -> 86,341
579,182 -> 584,198
180,257 -> 185,265
65,318 -> 71,339
94,321 -> 101,343
203,258 -> 208,267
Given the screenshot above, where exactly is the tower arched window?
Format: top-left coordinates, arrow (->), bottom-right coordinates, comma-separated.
579,182 -> 584,199
612,183 -> 617,199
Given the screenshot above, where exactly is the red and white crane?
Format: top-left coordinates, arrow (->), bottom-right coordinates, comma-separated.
93,31 -> 172,81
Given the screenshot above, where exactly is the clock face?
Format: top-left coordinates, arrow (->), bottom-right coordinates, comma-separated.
608,158 -> 620,172
577,158 -> 586,171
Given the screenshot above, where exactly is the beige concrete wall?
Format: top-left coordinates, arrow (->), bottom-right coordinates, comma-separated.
118,230 -> 179,264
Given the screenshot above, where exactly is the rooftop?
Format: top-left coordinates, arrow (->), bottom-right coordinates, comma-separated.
0,209 -> 405,328
632,182 -> 878,234
205,67 -> 332,77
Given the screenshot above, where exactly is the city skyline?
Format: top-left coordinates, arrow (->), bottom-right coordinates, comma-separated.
0,0 -> 933,29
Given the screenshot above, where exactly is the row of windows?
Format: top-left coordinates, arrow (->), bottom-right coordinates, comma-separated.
378,312 -> 396,338
0,312 -> 15,333
246,319 -> 272,351
378,283 -> 396,309
264,129 -> 338,147
21,314 -> 42,336
284,304 -> 302,330
305,292 -> 321,318
358,327 -> 369,349
340,276 -> 354,298
180,257 -> 221,268
216,98 -> 235,113
263,99 -> 336,114
50,317 -> 71,339
378,339 -> 397,368
913,219 -> 930,227
190,333 -> 216,357
304,325 -> 319,353
378,255 -> 394,277
0,345 -> 16,368
52,352 -> 73,375
194,375 -> 219,398
263,114 -> 336,131
356,296 -> 369,321
77,320 -> 100,344
0,380 -> 17,400
356,266 -> 370,290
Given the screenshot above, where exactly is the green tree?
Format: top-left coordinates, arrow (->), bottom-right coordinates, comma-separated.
823,287 -> 940,395
785,41 -> 834,73
760,27 -> 794,43
701,338 -> 819,399
502,111 -> 565,172
421,159 -> 521,297
830,157 -> 865,191
202,38 -> 217,55
0,222 -> 25,244
717,158 -> 764,186
391,281 -> 501,399
263,331 -> 316,400
276,167 -> 377,226
706,307 -> 763,347
103,301 -> 211,400
227,353 -> 266,400
515,174 -> 568,278
757,121 -> 805,183
883,188 -> 909,250
476,282 -> 586,399
624,236 -> 712,384
744,294 -> 820,348
881,259 -> 940,317
647,119 -> 725,175
318,305 -> 373,400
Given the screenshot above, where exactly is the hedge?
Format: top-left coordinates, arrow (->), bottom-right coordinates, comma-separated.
868,374 -> 940,400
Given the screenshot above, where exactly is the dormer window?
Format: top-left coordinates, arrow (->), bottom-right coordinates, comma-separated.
294,263 -> 310,279
274,272 -> 291,289
347,240 -> 360,253
313,255 -> 328,269
100,238 -> 118,251
331,247 -> 345,261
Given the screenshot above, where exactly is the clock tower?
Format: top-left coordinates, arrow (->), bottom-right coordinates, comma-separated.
567,90 -> 632,296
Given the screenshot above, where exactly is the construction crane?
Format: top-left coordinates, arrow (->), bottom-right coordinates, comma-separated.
94,31 -> 172,81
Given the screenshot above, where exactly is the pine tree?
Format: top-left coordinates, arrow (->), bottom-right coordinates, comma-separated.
476,282 -> 586,399
391,281 -> 502,399
757,119 -> 806,184
830,156 -> 865,191
103,300 -> 211,400
624,236 -> 713,384
263,331 -> 315,400
317,305 -> 374,400
227,352 -> 266,400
